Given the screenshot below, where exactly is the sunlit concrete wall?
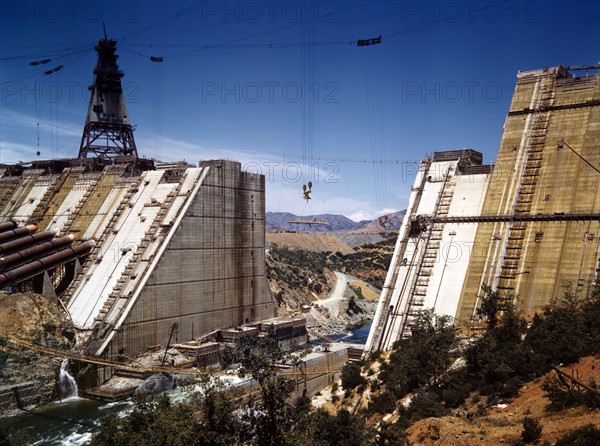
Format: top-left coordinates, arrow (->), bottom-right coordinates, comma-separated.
366,157 -> 491,351
368,66 -> 600,351
457,67 -> 600,321
0,159 -> 274,366
105,160 -> 273,359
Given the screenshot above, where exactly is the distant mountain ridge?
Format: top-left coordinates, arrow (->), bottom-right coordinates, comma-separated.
266,210 -> 406,233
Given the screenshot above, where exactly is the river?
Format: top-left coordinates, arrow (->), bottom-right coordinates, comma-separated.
330,322 -> 372,344
0,397 -> 130,445
0,322 -> 373,445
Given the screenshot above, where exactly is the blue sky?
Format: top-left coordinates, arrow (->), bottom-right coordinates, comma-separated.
1,1 -> 599,220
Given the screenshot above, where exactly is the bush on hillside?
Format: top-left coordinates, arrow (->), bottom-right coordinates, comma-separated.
521,416 -> 543,443
341,363 -> 366,390
555,424 -> 600,446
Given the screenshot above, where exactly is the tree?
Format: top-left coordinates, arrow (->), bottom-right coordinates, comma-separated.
89,393 -> 203,446
89,376 -> 253,446
373,422 -> 412,446
476,284 -> 514,329
194,382 -> 249,446
401,391 -> 448,424
555,424 -> 600,446
525,283 -> 588,366
310,409 -> 371,446
521,417 -> 543,443
341,362 -> 366,390
224,335 -> 307,446
409,310 -> 455,386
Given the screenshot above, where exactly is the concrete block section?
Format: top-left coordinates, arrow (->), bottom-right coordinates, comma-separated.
103,159 -> 274,359
367,65 -> 600,352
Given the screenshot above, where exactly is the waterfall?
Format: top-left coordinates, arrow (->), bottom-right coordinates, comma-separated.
58,358 -> 78,400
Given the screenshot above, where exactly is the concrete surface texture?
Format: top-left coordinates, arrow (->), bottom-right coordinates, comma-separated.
367,66 -> 600,351
0,159 -> 274,374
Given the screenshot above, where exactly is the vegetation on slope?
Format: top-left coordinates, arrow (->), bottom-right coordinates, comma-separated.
366,285 -> 600,418
76,285 -> 600,446
327,233 -> 396,289
267,244 -> 331,297
266,244 -> 378,336
4,285 -> 599,445
266,233 -> 396,309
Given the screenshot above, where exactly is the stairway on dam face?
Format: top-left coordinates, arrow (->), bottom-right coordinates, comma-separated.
61,174 -> 142,307
367,159 -> 431,352
400,165 -> 457,339
0,170 -> 45,222
66,170 -> 172,329
69,165 -> 127,239
496,76 -> 554,296
36,168 -> 86,231
28,169 -> 70,226
93,171 -> 187,324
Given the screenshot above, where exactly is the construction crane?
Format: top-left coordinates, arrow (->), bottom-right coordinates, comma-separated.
287,219 -> 329,226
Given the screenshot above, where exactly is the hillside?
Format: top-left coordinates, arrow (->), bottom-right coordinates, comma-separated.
0,292 -> 76,415
315,353 -> 600,446
267,232 -> 396,316
328,232 -> 397,289
266,245 -> 377,337
266,210 -> 405,233
405,355 -> 600,446
267,233 -> 355,254
313,288 -> 600,445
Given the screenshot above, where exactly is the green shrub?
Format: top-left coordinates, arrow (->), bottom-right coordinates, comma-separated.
555,424 -> 600,446
441,382 -> 471,408
341,363 -> 366,390
402,391 -> 448,423
368,390 -> 397,415
521,417 -> 543,443
542,376 -> 600,411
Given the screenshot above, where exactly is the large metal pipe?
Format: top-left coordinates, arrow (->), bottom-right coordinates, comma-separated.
0,224 -> 38,244
0,234 -> 74,270
0,229 -> 59,255
0,221 -> 18,233
0,240 -> 95,286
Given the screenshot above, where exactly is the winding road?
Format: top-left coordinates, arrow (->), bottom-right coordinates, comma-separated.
313,271 -> 349,318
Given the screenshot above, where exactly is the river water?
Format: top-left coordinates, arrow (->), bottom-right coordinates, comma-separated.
0,323 -> 373,445
0,397 -> 131,445
330,323 -> 372,344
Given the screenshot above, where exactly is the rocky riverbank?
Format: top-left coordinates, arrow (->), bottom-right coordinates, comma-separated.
0,292 -> 75,417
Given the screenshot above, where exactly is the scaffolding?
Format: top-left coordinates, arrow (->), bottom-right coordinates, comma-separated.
367,159 -> 431,352
496,74 -> 554,295
398,164 -> 456,338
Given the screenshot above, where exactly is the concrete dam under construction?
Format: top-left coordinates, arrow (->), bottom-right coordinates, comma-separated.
0,33 -> 598,396
367,64 -> 600,352
0,37 -> 274,387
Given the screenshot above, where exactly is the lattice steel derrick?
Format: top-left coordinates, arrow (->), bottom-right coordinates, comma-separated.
78,38 -> 138,160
